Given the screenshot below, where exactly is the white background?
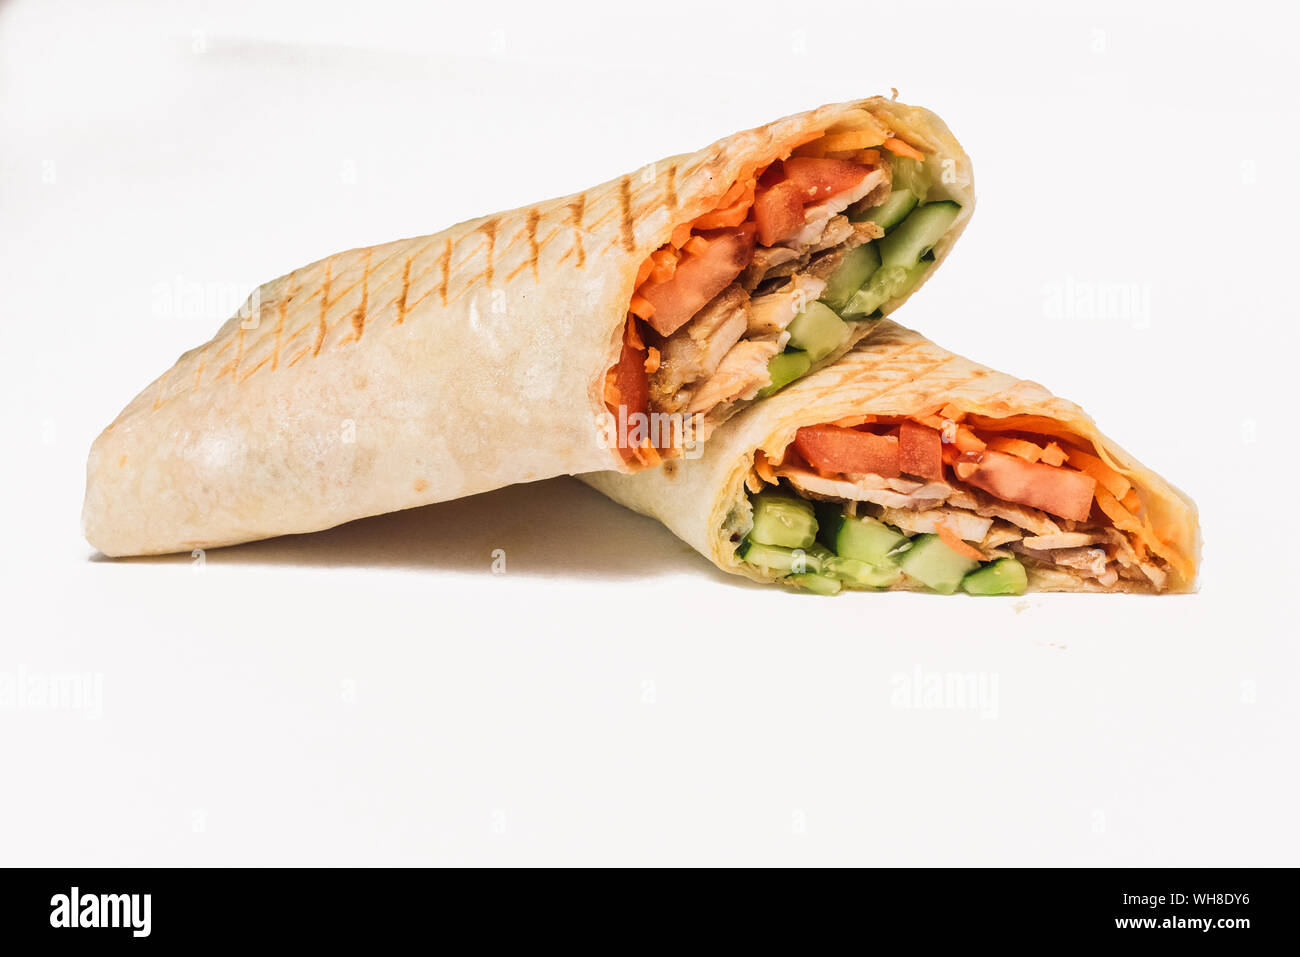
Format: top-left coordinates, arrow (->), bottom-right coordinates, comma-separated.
2,0 -> 1296,865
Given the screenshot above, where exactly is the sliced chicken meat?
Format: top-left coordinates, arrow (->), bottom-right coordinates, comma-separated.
777,465 -> 950,510
686,339 -> 782,414
747,274 -> 827,337
739,246 -> 800,291
1015,544 -> 1109,579
650,285 -> 749,408
876,507 -> 993,542
1020,532 -> 1106,550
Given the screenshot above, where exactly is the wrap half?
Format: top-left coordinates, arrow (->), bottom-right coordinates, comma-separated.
84,95 -> 973,557
583,321 -> 1199,594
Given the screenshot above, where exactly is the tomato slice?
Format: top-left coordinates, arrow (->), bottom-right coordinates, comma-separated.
639,223 -> 756,336
781,157 -> 870,203
794,424 -> 900,477
898,420 -> 943,479
612,319 -> 648,447
752,180 -> 805,246
961,451 -> 1097,522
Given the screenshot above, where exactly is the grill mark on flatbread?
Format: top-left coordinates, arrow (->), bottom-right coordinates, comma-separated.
192,345 -> 208,393
313,258 -> 333,357
151,368 -> 170,410
618,176 -> 636,252
479,218 -> 498,286
395,256 -> 411,325
126,101 -> 908,408
796,338 -> 946,413
526,207 -> 541,278
584,203 -> 618,237
351,249 -> 372,342
229,327 -> 245,380
271,273 -> 294,369
239,354 -> 271,382
568,196 -> 586,267
436,234 -> 496,306
438,238 -> 452,305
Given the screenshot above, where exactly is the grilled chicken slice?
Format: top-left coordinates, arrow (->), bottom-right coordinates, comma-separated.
747,274 -> 827,337
739,246 -> 800,291
686,339 -> 782,414
876,507 -> 992,542
1020,532 -> 1106,550
650,286 -> 749,411
776,465 -> 950,510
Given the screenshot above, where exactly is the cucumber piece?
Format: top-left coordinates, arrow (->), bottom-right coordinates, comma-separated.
831,514 -> 910,566
756,349 -> 812,398
962,558 -> 1028,596
785,301 -> 849,362
802,543 -> 835,575
737,540 -> 826,575
840,265 -> 910,319
748,491 -> 817,549
840,239 -> 943,318
787,572 -> 842,596
899,533 -> 980,594
848,187 -> 918,231
878,201 -> 961,269
887,156 -> 932,203
824,556 -> 901,589
820,243 -> 881,312
736,540 -> 799,573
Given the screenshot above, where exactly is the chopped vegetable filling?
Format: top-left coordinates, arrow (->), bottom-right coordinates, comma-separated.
606,112 -> 956,464
733,413 -> 1173,594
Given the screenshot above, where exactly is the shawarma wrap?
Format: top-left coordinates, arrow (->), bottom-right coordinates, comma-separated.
582,320 -> 1199,594
84,96 -> 973,556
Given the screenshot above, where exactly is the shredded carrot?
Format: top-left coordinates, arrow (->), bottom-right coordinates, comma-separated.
636,441 -> 662,468
986,436 -> 1042,463
643,345 -> 660,374
818,129 -> 887,153
1039,442 -> 1067,467
787,128 -> 827,152
717,177 -> 750,208
916,414 -> 981,450
954,427 -> 986,453
682,235 -> 710,258
1065,446 -> 1131,500
625,318 -> 645,351
938,403 -> 965,421
750,451 -> 776,486
883,136 -> 925,161
1122,488 -> 1141,513
603,375 -> 621,407
691,176 -> 756,230
792,139 -> 829,159
952,459 -> 977,479
1094,485 -> 1141,533
629,294 -> 655,320
649,246 -> 678,283
935,521 -> 985,561
635,256 -> 655,287
669,222 -> 692,248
